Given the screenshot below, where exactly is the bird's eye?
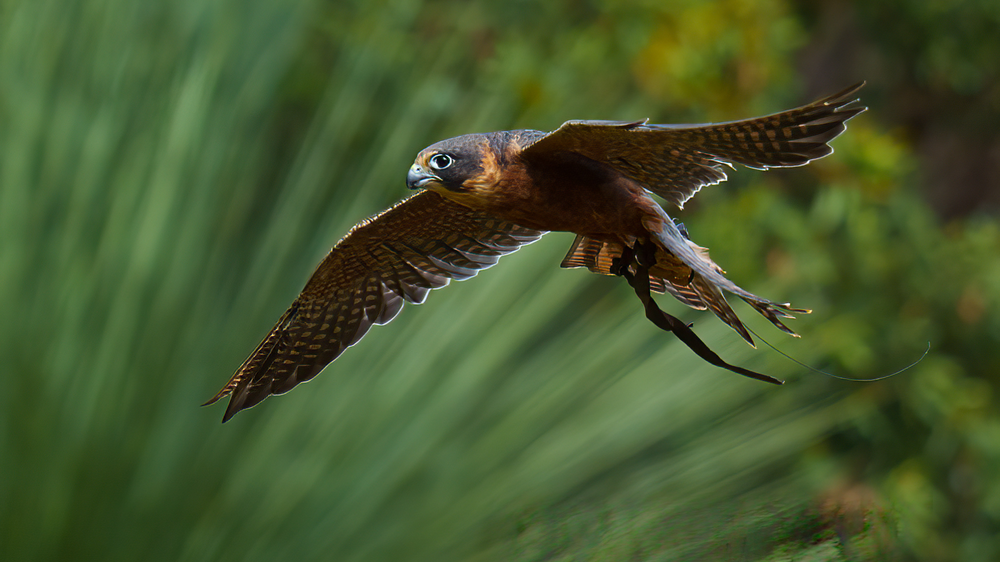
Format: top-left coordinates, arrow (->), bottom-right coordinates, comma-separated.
429,153 -> 454,170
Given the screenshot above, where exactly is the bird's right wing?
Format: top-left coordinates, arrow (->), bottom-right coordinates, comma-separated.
205,190 -> 544,422
521,83 -> 866,208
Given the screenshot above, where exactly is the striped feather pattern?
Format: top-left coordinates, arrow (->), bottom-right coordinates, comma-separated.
522,83 -> 866,208
559,235 -> 707,310
205,190 -> 544,421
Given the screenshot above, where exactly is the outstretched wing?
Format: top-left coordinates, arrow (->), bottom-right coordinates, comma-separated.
521,82 -> 866,208
205,190 -> 545,422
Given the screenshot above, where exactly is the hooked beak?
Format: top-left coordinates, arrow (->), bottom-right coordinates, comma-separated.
406,164 -> 439,190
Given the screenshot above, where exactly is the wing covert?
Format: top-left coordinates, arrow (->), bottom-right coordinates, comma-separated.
206,190 -> 544,421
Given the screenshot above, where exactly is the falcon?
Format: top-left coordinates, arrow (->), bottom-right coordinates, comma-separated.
206,83 -> 866,422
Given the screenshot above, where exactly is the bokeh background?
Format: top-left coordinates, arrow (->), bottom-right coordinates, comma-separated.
3,0 -> 998,560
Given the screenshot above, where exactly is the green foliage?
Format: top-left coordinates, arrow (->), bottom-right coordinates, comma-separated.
2,0 -> 997,561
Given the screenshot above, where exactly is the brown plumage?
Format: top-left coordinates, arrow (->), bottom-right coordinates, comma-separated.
206,83 -> 866,421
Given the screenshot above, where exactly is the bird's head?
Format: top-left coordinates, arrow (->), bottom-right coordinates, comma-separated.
407,134 -> 502,200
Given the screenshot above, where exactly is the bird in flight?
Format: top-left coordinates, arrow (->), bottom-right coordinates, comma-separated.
206,83 -> 866,422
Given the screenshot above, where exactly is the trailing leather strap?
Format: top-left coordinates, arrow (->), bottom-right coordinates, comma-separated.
614,241 -> 783,386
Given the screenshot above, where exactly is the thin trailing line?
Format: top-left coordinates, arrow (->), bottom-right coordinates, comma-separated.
747,326 -> 930,382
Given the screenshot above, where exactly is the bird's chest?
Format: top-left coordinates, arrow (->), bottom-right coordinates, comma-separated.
488,154 -> 658,242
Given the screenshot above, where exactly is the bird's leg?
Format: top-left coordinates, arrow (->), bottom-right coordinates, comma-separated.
620,239 -> 783,386
633,238 -> 658,272
610,244 -> 636,277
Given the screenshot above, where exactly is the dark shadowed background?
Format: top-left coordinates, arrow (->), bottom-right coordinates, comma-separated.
2,1 -> 998,560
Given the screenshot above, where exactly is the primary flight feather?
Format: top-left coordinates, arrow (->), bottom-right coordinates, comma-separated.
206,83 -> 866,421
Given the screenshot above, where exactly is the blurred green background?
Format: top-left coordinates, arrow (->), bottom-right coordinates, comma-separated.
2,0 -> 998,560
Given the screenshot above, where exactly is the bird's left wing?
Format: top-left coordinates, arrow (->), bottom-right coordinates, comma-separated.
520,83 -> 866,208
205,190 -> 545,422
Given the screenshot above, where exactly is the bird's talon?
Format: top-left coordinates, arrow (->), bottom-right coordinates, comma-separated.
612,245 -> 636,276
